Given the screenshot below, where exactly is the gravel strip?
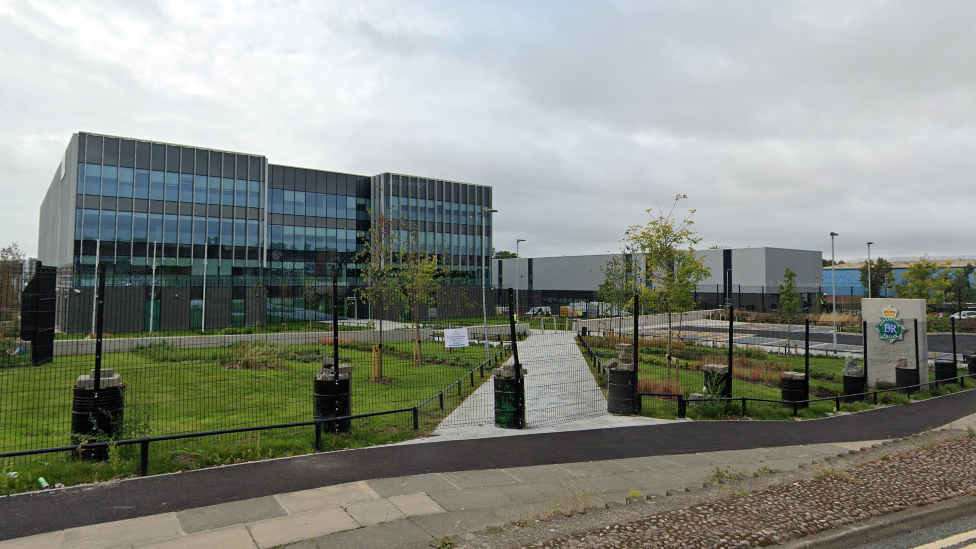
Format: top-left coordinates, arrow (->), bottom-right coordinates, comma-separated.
454,429 -> 976,549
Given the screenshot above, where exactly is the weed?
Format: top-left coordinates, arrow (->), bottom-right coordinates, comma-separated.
967,426 -> 975,438
628,489 -> 644,500
755,466 -> 773,475
705,466 -> 746,484
813,464 -> 854,482
434,535 -> 454,548
880,453 -> 890,461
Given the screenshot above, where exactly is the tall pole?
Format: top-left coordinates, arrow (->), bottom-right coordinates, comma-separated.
516,239 -> 526,319
866,242 -> 873,299
91,239 -> 101,335
830,232 -> 838,350
202,241 -> 208,333
481,209 -> 497,361
149,242 -> 157,334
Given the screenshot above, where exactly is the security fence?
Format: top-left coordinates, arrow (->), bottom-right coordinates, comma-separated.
579,307 -> 976,420
3,261 -> 976,485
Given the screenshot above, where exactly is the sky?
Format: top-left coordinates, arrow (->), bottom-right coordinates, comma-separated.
2,0 -> 975,262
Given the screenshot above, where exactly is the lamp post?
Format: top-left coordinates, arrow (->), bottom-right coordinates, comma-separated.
830,232 -> 838,350
515,239 -> 526,319
866,242 -> 874,299
481,208 -> 497,361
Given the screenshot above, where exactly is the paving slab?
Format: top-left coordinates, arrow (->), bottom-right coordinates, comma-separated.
135,525 -> 257,549
618,469 -> 690,492
303,518 -> 433,549
558,472 -> 641,495
411,509 -> 507,537
440,468 -> 521,489
343,498 -> 406,527
275,481 -> 379,514
387,492 -> 446,517
501,464 -> 580,483
366,473 -> 457,498
62,513 -> 182,549
498,480 -> 578,504
0,531 -> 63,549
246,507 -> 359,549
177,496 -> 285,534
554,460 -> 637,476
427,487 -> 515,511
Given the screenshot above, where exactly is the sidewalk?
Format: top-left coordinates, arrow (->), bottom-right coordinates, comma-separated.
4,379 -> 976,548
0,440 -> 881,549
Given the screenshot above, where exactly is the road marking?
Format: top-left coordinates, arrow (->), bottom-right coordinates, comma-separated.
912,528 -> 976,548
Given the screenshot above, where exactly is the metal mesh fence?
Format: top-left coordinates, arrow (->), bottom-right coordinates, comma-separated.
4,261 -> 976,474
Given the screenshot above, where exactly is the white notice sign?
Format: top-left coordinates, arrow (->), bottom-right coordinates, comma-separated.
444,328 -> 470,348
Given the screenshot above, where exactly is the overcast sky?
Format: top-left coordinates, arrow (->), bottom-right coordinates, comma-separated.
2,0 -> 974,262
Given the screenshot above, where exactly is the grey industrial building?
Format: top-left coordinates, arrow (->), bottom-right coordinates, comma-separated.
493,247 -> 823,313
37,132 -> 493,333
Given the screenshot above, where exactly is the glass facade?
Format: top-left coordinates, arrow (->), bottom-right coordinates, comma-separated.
46,132 -> 493,330
72,133 -> 266,281
372,173 -> 493,286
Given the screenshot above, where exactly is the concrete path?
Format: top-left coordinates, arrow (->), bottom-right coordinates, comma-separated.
0,441 -> 878,549
432,330 -> 669,439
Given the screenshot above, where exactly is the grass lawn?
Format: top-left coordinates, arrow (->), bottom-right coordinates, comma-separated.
579,335 -> 973,421
0,339 -> 507,495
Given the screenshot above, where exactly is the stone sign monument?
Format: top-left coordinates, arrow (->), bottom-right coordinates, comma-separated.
862,298 -> 928,390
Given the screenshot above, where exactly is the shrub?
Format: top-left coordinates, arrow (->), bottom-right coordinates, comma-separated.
133,342 -> 184,362
225,342 -> 286,370
874,381 -> 896,391
878,391 -> 909,405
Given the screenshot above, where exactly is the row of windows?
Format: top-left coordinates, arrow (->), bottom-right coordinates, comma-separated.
267,189 -> 363,219
266,225 -> 362,254
76,208 -> 262,248
78,163 -> 263,208
386,196 -> 491,226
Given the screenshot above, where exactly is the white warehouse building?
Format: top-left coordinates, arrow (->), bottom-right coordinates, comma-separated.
492,247 -> 823,314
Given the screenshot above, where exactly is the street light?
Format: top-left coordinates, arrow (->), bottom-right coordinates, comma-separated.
830,232 -> 838,351
481,208 -> 497,361
516,239 -> 526,319
867,242 -> 874,299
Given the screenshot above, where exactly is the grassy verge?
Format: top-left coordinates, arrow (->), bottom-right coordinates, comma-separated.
581,335 -> 974,421
0,340 -> 509,495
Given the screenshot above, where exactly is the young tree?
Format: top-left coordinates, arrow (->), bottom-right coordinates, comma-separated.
493,250 -> 518,259
777,267 -> 802,350
859,257 -> 894,298
357,215 -> 401,380
357,215 -> 443,378
948,264 -> 976,313
625,195 -> 710,378
895,256 -> 952,308
0,242 -> 26,350
597,253 -> 632,342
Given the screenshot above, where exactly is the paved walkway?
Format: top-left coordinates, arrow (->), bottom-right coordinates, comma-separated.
431,331 -> 668,440
0,440 -> 885,549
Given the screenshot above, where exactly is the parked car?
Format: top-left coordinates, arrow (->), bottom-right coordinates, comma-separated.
949,311 -> 976,319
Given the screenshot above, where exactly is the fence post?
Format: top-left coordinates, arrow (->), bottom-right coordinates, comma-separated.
633,290 -> 640,411
677,395 -> 686,419
93,264 -> 107,396
914,318 -> 921,394
952,317 -> 958,370
139,439 -> 150,476
727,306 -> 734,399
804,319 -> 810,401
505,288 -> 526,428
413,407 -> 419,430
862,320 -> 869,389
